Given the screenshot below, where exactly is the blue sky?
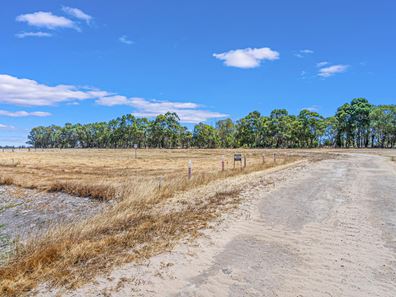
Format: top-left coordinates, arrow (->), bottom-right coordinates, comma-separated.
0,0 -> 395,145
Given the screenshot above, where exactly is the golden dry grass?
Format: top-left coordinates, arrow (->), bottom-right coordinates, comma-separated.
0,149 -> 295,199
0,149 -> 304,296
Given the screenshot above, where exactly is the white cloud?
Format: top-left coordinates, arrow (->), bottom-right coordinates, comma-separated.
213,47 -> 279,69
0,74 -> 110,106
301,106 -> 319,112
96,95 -> 130,106
62,6 -> 92,24
97,97 -> 227,123
0,124 -> 15,130
294,49 -> 314,58
16,11 -> 77,30
119,35 -> 133,45
318,64 -> 349,77
0,74 -> 226,123
300,70 -> 308,80
0,110 -> 51,117
316,61 -> 329,68
15,31 -> 52,38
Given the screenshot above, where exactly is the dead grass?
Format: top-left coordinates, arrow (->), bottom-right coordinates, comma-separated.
0,149 -> 305,296
0,149 -> 298,199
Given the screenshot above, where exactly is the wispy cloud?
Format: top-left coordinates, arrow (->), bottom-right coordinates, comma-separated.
119,35 -> 133,45
0,110 -> 51,117
213,47 -> 279,69
316,61 -> 329,68
97,97 -> 227,123
295,49 -> 314,58
300,70 -> 308,79
15,31 -> 52,38
16,11 -> 77,30
301,105 -> 319,112
0,74 -> 109,106
62,6 -> 92,24
300,49 -> 314,54
0,124 -> 15,130
318,64 -> 349,77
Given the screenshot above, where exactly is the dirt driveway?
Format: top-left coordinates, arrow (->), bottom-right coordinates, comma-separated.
39,152 -> 396,297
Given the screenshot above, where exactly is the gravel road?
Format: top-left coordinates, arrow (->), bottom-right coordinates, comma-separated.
37,153 -> 396,297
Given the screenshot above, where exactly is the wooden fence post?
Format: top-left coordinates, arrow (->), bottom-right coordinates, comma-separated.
188,160 -> 192,179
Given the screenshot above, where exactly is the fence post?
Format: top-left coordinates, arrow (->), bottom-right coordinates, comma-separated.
221,155 -> 225,171
134,144 -> 138,159
243,154 -> 247,168
188,160 -> 192,179
262,154 -> 265,164
273,153 -> 276,163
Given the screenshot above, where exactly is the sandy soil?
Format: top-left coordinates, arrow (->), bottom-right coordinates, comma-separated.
37,152 -> 396,297
0,186 -> 107,263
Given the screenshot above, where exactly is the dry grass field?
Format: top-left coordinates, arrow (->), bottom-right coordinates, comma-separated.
0,148 -> 304,296
0,148 -> 298,200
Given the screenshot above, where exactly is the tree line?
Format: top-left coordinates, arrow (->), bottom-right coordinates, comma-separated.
27,98 -> 396,149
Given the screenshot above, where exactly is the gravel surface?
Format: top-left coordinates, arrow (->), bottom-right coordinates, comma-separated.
0,186 -> 106,263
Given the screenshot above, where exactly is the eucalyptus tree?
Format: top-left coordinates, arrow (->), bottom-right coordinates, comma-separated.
323,117 -> 338,147
350,98 -> 372,147
148,112 -> 183,148
268,109 -> 292,148
26,99 -> 395,149
216,118 -> 236,148
370,105 -> 396,147
297,109 -> 325,147
179,126 -> 193,148
235,111 -> 262,147
193,123 -> 219,148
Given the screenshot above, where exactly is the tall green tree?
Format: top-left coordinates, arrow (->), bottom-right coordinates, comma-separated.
216,118 -> 236,148
235,111 -> 262,147
193,123 -> 219,148
298,109 -> 325,147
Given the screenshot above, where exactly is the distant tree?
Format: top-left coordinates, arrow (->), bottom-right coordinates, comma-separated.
268,109 -> 291,148
323,117 -> 338,147
148,112 -> 182,148
350,98 -> 372,147
335,98 -> 373,147
297,109 -> 325,147
216,118 -> 235,148
193,123 -> 219,148
235,111 -> 262,147
26,99 -> 395,149
370,105 -> 396,148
